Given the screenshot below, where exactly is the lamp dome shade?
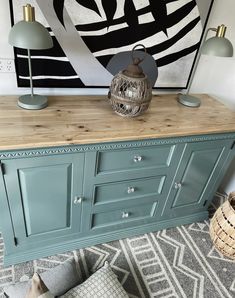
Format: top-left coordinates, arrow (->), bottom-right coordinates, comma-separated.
9,20 -> 53,50
202,36 -> 233,57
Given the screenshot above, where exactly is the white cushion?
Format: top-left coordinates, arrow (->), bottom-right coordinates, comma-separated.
60,262 -> 128,298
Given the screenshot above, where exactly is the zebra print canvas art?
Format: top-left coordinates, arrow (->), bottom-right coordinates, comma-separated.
9,0 -> 214,89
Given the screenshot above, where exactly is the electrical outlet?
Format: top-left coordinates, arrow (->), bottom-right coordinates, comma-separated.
0,59 -> 15,73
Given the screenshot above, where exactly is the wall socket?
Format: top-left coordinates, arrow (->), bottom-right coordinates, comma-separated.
0,59 -> 15,73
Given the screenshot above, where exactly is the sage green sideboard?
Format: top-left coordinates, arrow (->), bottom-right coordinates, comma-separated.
1,133 -> 235,265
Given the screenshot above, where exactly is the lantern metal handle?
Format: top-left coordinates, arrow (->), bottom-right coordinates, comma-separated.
131,44 -> 147,64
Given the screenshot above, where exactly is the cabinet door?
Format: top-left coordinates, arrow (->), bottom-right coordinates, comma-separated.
3,153 -> 84,249
161,140 -> 232,219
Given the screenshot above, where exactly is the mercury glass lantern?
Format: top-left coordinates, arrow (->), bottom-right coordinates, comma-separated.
108,44 -> 152,117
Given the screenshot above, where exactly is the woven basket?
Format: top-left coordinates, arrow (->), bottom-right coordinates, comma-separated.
209,191 -> 235,259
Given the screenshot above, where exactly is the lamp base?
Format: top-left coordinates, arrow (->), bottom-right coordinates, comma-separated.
177,94 -> 201,108
18,94 -> 48,110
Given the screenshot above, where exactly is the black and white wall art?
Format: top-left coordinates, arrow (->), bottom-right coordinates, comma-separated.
10,0 -> 214,89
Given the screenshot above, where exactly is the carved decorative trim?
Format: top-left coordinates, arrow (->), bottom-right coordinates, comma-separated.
0,133 -> 235,159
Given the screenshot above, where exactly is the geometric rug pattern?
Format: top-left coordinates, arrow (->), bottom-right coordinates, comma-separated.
1,193 -> 235,298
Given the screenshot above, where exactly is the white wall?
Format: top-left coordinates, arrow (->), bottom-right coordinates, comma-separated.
1,0 -> 235,192
190,0 -> 235,194
0,0 -> 16,93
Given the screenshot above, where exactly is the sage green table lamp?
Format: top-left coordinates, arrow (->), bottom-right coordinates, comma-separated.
178,24 -> 233,108
9,4 -> 53,110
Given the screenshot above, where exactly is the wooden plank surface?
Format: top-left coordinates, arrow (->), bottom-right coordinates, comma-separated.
0,94 -> 235,150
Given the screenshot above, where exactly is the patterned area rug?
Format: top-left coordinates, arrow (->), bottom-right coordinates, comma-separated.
1,193 -> 235,298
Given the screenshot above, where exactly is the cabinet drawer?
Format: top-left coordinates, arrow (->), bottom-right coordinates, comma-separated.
97,145 -> 175,174
91,202 -> 155,229
93,175 -> 165,205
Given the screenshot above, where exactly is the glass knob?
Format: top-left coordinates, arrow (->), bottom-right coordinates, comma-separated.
74,197 -> 83,204
122,212 -> 129,218
127,186 -> 135,194
133,155 -> 142,163
174,182 -> 182,189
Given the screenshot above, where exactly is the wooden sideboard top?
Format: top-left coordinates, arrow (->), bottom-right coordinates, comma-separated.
0,94 -> 235,150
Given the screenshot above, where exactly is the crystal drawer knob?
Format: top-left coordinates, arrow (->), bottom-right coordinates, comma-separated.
133,155 -> 142,163
127,186 -> 135,194
122,212 -> 129,218
174,182 -> 182,189
74,197 -> 83,204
